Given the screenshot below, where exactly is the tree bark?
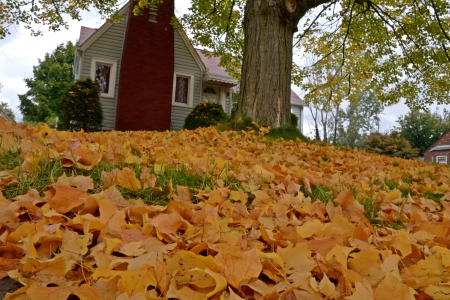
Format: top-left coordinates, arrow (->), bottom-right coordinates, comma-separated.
235,0 -> 327,127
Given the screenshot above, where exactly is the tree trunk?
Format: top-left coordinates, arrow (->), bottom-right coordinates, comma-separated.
235,0 -> 308,127
333,104 -> 339,144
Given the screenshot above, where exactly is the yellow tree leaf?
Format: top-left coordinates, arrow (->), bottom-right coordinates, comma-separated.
46,183 -> 87,214
277,243 -> 316,274
373,271 -> 415,300
115,168 -> 141,191
318,274 -> 336,298
215,248 -> 262,289
27,284 -> 101,300
345,280 -> 374,300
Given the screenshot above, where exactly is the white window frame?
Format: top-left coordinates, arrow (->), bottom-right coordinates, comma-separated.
172,72 -> 194,107
90,58 -> 117,98
436,155 -> 448,164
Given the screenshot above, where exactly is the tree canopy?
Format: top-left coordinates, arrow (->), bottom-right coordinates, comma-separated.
397,109 -> 450,156
0,0 -> 122,38
18,41 -> 75,125
334,91 -> 384,148
180,0 -> 450,112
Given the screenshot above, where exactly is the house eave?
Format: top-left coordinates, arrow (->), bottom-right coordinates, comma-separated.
430,145 -> 450,151
203,72 -> 238,85
177,28 -> 206,72
79,3 -> 130,51
291,102 -> 307,107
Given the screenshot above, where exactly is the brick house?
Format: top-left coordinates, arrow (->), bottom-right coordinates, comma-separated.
423,130 -> 450,164
73,0 -> 305,131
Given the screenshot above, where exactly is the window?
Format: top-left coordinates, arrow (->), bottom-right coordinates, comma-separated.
436,156 -> 448,164
202,86 -> 220,103
148,7 -> 158,22
172,73 -> 194,107
90,58 -> 117,98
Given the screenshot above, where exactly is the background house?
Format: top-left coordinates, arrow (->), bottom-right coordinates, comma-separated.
424,130 -> 450,164
73,0 -> 305,132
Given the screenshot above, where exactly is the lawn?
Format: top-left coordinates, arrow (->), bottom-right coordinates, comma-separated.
0,117 -> 449,299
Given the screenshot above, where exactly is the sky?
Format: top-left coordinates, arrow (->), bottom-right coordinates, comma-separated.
0,1 -> 448,138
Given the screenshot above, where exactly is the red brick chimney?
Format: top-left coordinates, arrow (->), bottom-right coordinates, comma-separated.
115,0 -> 174,131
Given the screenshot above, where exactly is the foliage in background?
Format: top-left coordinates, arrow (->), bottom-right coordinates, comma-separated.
18,41 -> 75,126
0,0 -> 123,38
183,101 -> 227,130
60,78 -> 103,132
363,131 -> 419,159
290,113 -> 298,128
296,0 -> 450,109
0,84 -> 13,121
332,91 -> 384,148
0,102 -> 15,121
397,109 -> 450,156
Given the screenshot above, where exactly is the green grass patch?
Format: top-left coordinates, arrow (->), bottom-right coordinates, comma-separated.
0,149 -> 22,171
2,157 -> 65,199
424,192 -> 444,203
265,125 -> 308,142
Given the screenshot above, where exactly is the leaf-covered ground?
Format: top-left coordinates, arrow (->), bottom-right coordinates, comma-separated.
1,117 -> 450,299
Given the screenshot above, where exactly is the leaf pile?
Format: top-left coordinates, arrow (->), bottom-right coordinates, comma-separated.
1,117 -> 450,299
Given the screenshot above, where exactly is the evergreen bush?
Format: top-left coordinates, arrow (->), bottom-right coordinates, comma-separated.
60,78 -> 103,131
291,113 -> 298,127
183,101 -> 227,130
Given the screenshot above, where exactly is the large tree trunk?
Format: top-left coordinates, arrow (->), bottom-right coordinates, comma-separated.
235,0 -> 318,127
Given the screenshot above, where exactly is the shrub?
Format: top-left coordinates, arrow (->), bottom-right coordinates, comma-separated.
184,101 -> 227,130
217,116 -> 260,132
60,78 -> 103,132
265,124 -> 309,142
291,113 -> 298,127
362,131 -> 419,159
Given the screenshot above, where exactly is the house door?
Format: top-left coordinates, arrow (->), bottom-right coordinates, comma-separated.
202,86 -> 220,103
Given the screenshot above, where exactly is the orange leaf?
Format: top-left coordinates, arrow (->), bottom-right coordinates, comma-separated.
47,183 -> 87,214
215,248 -> 262,289
115,168 -> 142,191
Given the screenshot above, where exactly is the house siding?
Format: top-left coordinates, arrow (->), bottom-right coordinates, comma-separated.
424,130 -> 450,164
171,30 -> 203,131
80,8 -> 128,130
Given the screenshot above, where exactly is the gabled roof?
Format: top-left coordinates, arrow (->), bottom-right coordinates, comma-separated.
79,26 -> 97,45
78,3 -> 130,51
195,50 -> 238,85
291,90 -> 305,106
196,50 -> 231,78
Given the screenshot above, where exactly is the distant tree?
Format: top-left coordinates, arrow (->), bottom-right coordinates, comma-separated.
60,78 -> 103,132
363,132 -> 419,159
397,109 -> 450,156
0,83 -> 14,121
18,41 -> 75,126
333,91 -> 384,148
0,102 -> 15,121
